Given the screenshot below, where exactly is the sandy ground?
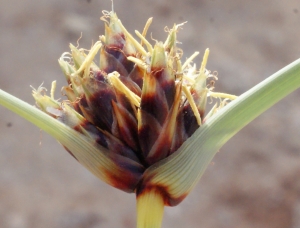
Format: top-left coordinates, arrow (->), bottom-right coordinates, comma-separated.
0,0 -> 300,227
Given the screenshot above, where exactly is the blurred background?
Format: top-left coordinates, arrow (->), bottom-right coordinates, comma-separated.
0,0 -> 300,227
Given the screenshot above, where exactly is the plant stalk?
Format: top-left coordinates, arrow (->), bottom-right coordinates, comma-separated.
136,188 -> 165,228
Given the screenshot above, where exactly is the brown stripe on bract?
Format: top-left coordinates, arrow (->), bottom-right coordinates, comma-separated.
104,46 -> 124,61
150,66 -> 176,110
170,110 -> 188,154
136,183 -> 188,207
140,72 -> 169,125
119,76 -> 142,96
63,146 -> 78,161
139,68 -> 177,163
99,47 -> 129,76
73,119 -> 109,149
103,131 -> 141,163
64,136 -> 143,193
57,104 -> 109,149
82,78 -> 116,132
128,65 -> 145,89
145,85 -> 181,165
180,103 -> 199,137
65,137 -> 143,193
113,84 -> 136,117
138,110 -> 162,161
183,87 -> 207,134
111,78 -> 139,141
104,153 -> 145,193
105,46 -> 136,74
112,100 -> 139,152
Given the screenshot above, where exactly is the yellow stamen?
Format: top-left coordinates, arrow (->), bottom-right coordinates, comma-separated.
141,17 -> 153,40
182,51 -> 200,70
139,17 -> 153,49
204,103 -> 218,120
107,72 -> 141,107
99,35 -> 106,43
199,48 -> 210,75
175,55 -> 182,74
72,41 -> 102,77
182,74 -> 195,84
127,56 -> 148,70
50,81 -> 56,100
209,92 -> 237,100
182,85 -> 202,125
117,20 -> 148,56
135,30 -> 153,54
137,108 -> 142,129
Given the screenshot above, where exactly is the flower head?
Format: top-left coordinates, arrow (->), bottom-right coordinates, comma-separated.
29,11 -> 239,227
32,10 -> 235,197
1,7 -> 299,228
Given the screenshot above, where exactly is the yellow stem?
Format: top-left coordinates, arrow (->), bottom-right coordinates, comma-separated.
136,188 -> 165,228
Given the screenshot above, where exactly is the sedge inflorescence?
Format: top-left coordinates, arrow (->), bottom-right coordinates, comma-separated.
32,10 -> 236,194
